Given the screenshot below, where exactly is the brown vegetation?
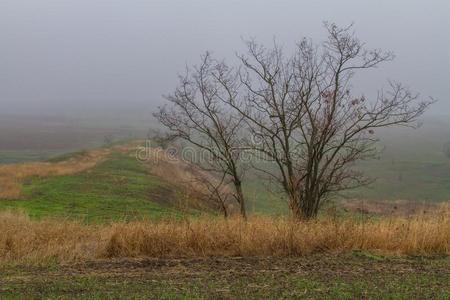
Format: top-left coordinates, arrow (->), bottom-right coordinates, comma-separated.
0,206 -> 448,263
143,146 -> 236,214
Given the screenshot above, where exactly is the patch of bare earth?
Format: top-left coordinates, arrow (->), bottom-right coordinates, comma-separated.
341,199 -> 444,216
22,255 -> 449,278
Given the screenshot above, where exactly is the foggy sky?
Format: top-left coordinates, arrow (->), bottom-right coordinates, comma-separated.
1,0 -> 449,121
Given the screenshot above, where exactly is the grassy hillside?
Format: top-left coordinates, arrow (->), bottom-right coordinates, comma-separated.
0,151 -> 185,222
1,114 -> 449,222
0,142 -> 447,222
1,115 -> 449,209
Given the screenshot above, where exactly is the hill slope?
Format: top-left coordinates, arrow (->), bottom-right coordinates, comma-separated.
0,144 -> 214,222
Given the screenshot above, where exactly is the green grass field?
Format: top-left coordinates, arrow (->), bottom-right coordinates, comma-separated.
0,147 -> 284,221
0,116 -> 449,221
1,254 -> 448,299
0,124 -> 449,299
1,116 -> 449,218
240,119 -> 450,208
0,151 -> 184,222
1,143 -> 448,221
345,124 -> 450,202
347,159 -> 450,202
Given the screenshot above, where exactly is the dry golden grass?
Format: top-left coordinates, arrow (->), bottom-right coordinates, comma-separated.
143,147 -> 235,212
0,206 -> 448,263
0,148 -> 111,199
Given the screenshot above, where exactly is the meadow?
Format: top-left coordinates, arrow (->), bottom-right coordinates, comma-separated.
0,149 -> 185,222
1,115 -> 449,208
0,116 -> 449,299
245,117 -> 450,212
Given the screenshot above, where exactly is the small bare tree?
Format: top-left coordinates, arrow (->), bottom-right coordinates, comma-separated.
443,142 -> 450,160
146,129 -> 175,150
226,23 -> 433,219
193,171 -> 232,218
154,53 -> 248,218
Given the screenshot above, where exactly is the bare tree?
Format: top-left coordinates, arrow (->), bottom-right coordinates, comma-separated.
103,134 -> 114,147
226,23 -> 433,219
193,170 -> 232,218
146,128 -> 175,149
443,142 -> 450,160
154,53 -> 248,218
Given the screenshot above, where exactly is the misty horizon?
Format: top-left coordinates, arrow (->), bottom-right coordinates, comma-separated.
1,0 -> 449,122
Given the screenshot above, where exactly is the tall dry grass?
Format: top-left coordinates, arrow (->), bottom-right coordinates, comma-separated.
143,147 -> 235,211
0,148 -> 111,199
0,206 -> 448,263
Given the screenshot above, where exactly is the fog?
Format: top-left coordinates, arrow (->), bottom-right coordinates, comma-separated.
1,0 -> 449,125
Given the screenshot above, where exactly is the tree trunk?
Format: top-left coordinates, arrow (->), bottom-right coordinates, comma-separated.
221,202 -> 228,218
287,192 -> 302,220
234,181 -> 247,220
299,193 -> 320,220
288,191 -> 319,220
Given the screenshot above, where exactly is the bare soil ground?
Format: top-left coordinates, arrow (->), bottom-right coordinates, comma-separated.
1,254 -> 449,299
340,199 -> 443,216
